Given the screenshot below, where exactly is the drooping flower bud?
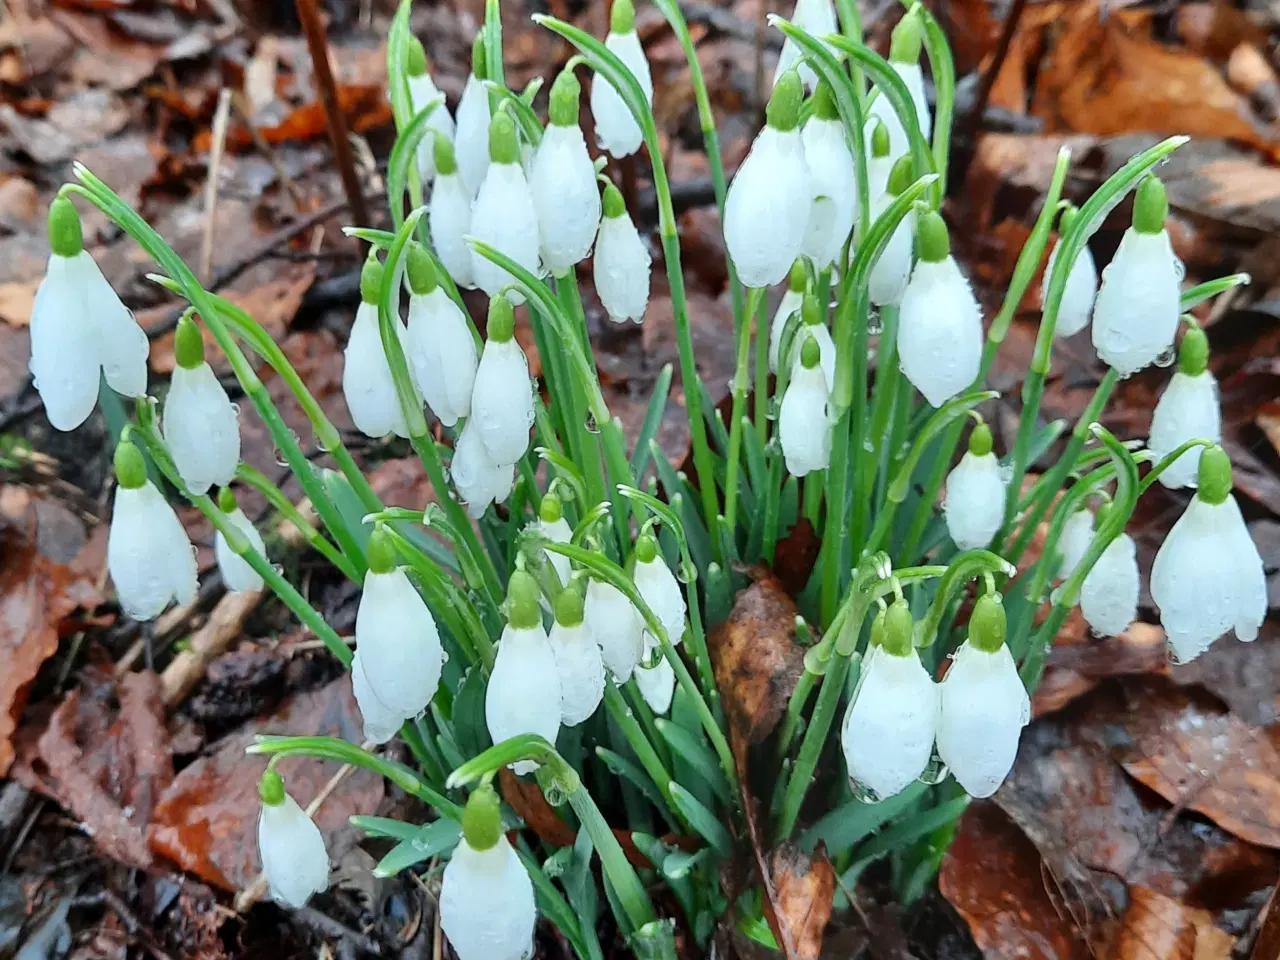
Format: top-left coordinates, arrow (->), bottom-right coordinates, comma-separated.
1147,324 -> 1220,489
352,528 -> 444,744
1080,507 -> 1139,637
257,768 -> 330,908
440,784 -> 536,960
214,486 -> 266,593
585,577 -> 644,682
343,256 -> 415,439
779,337 -> 832,477
867,9 -> 930,160
943,422 -> 1006,550
536,493 -> 573,586
429,136 -> 477,289
405,244 -> 478,427
768,260 -> 806,374
1151,446 -> 1266,663
486,571 -> 562,773
163,314 -> 240,495
841,599 -> 938,800
772,0 -> 838,93
108,439 -> 199,621
406,36 -> 456,184
454,35 -> 492,198
793,292 -> 836,389
1042,205 -> 1098,338
935,594 -> 1030,798
470,298 -> 534,464
451,419 -> 515,518
867,156 -> 916,307
897,211 -> 982,407
532,70 -> 601,275
30,196 -> 149,430
1091,176 -> 1181,376
724,69 -> 812,288
865,118 -> 893,200
549,585 -> 606,726
1055,507 -> 1094,583
632,533 -> 683,714
594,183 -> 652,323
471,112 -> 541,303
590,0 -> 653,158
800,81 -> 856,268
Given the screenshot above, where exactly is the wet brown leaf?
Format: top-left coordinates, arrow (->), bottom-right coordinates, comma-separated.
764,844 -> 834,960
940,802 -> 1088,960
1033,618 -> 1168,718
0,17 -> 74,83
1113,886 -> 1234,960
193,84 -> 394,152
498,768 -> 575,848
1177,2 -> 1270,65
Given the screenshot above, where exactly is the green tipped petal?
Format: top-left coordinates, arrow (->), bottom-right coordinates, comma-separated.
1197,444 -> 1232,505
1133,176 -> 1168,235
767,69 -> 803,133
602,182 -> 626,219
506,569 -> 542,629
360,255 -> 385,304
48,196 -> 82,258
487,296 -> 515,343
1178,323 -> 1209,377
968,421 -> 993,457
489,111 -> 519,165
114,440 -> 147,490
367,526 -> 398,575
174,314 -> 205,371
406,243 -> 439,296
886,154 -> 913,196
610,0 -> 635,34
812,80 -> 839,121
461,783 -> 503,850
634,532 -> 658,563
969,593 -> 1007,654
787,259 -> 806,292
880,599 -> 914,657
799,336 -> 821,370
434,133 -> 458,175
406,36 -> 428,77
915,210 -> 950,263
549,68 -> 582,127
554,584 -> 585,627
870,119 -> 890,159
259,768 -> 285,806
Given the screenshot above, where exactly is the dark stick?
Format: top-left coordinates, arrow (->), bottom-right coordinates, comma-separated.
967,0 -> 1029,135
294,0 -> 372,233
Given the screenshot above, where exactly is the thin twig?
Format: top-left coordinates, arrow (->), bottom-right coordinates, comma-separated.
968,0 -> 1028,136
294,0 -> 371,233
201,88 -> 234,284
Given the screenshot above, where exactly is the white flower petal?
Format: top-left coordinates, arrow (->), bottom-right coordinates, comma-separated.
594,211 -> 651,323
108,482 -> 198,621
779,363 -> 832,477
841,645 -> 939,799
867,195 -> 914,307
550,620 -> 606,726
585,579 -> 644,682
429,172 -> 476,289
538,515 -> 573,586
455,74 -> 491,198
470,163 -> 540,303
441,837 -> 536,960
897,255 -> 983,407
635,554 -> 686,648
1091,228 -> 1180,376
1080,533 -> 1139,637
1043,240 -> 1098,338
772,0 -> 837,91
532,125 -> 601,274
356,568 -> 443,718
451,421 -> 515,518
591,30 -> 652,158
259,792 -> 330,908
343,302 -> 413,439
935,641 -> 1029,798
801,116 -> 856,268
163,361 -> 240,494
351,652 -> 406,745
29,254 -> 104,431
1148,371 -> 1220,490
215,506 -> 266,593
866,62 -> 931,161
944,451 -> 1006,550
408,72 -> 456,183
1055,508 -> 1094,582
486,623 -> 562,775
407,289 -> 478,427
768,288 -> 804,374
471,338 -> 534,464
634,636 -> 675,714
792,325 -> 836,394
724,127 -> 811,288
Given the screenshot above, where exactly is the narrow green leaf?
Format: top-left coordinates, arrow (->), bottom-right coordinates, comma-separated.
668,783 -> 732,858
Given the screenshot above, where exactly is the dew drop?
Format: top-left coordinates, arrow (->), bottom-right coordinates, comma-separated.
998,464 -> 1014,484
584,411 -> 600,434
767,396 -> 782,420
848,777 -> 883,805
918,750 -> 949,785
1154,345 -> 1176,368
866,311 -> 884,337
542,780 -> 568,806
1049,584 -> 1065,605
862,439 -> 875,453
273,447 -> 289,467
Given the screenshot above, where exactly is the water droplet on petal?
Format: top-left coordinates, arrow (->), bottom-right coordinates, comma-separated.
1154,345 -> 1176,368
584,411 -> 600,434
998,464 -> 1014,484
848,777 -> 883,804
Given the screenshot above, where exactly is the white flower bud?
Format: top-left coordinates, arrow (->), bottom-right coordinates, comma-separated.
215,505 -> 266,594
867,193 -> 914,307
470,164 -> 540,304
531,125 -> 601,275
1091,227 -> 1180,376
429,169 -> 476,289
163,361 -> 240,495
594,191 -> 651,323
841,644 -> 938,800
440,835 -> 536,960
108,481 -> 198,621
486,622 -> 562,774
867,62 -> 931,162
590,30 -> 652,158
768,286 -> 804,374
585,578 -> 644,682
944,451 -> 1006,551
1148,370 -> 1220,490
936,640 -> 1029,798
772,0 -> 837,92
1042,239 -> 1098,338
407,288 -> 478,427
454,74 -> 491,198
451,421 -> 515,519
724,125 -> 811,288
408,72 -> 456,183
343,301 -> 413,439
779,360 -> 832,477
800,110 -> 856,268
1055,508 -> 1094,582
538,514 -> 573,586
634,636 -> 675,714
258,783 -> 329,908
550,618 -> 606,726
470,337 -> 534,465
634,550 -> 686,649
897,252 -> 982,408
1079,532 -> 1139,637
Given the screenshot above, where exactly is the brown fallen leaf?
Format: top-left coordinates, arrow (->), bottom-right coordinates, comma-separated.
1258,399 -> 1280,459
764,844 -> 834,960
499,768 -> 575,848
0,279 -> 37,327
1113,886 -> 1234,960
193,84 -> 394,152
1033,617 -> 1168,718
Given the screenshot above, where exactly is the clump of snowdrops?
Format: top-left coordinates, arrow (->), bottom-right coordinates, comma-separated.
28,0 -> 1266,953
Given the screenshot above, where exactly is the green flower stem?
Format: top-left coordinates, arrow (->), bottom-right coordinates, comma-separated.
915,4 -> 955,209
386,95 -> 445,229
386,2 -> 425,234
761,454 -> 784,564
879,373 -> 915,502
753,289 -> 770,451
602,683 -> 683,823
249,734 -> 461,819
533,14 -> 720,548
1137,438 -> 1216,494
914,550 -> 1014,648
725,287 -> 766,537
555,273 -> 611,540
233,464 -> 360,582
1179,273 -> 1250,312
528,301 -> 573,443
65,175 -> 369,580
483,0 -> 504,89
851,303 -> 901,566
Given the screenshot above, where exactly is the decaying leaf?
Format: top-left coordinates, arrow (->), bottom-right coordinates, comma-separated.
499,768 -> 575,848
1113,886 -> 1234,960
1033,617 -> 1168,718
760,844 -> 835,960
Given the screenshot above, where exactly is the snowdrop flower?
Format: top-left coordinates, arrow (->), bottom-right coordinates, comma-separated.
29,196 -> 148,431
107,440 -> 198,621
935,594 -> 1030,798
779,337 -> 832,477
633,533 -> 683,714
352,528 -> 444,744
535,493 -> 573,586
1042,204 -> 1097,338
768,260 -> 806,374
594,183 -> 651,323
591,0 -> 653,158
404,244 -> 477,427
257,769 -> 329,908
1055,507 -> 1094,582
1092,176 -> 1181,376
532,69 -> 601,275
801,81 -> 856,268
1080,513 -> 1139,637
406,37 -> 455,184
429,136 -> 476,289
441,784 -> 536,960
451,419 -> 515,518
470,298 -> 534,464
791,292 -> 836,388
867,156 -> 916,307
1148,324 -> 1220,489
897,210 -> 982,407
486,572 -> 562,774
634,637 -> 675,714
1151,446 -> 1266,663
470,111 -> 540,303
454,35 -> 492,198
773,0 -> 838,92
944,423 -> 1006,550
724,69 -> 811,288
549,586 -> 606,725
214,487 -> 266,594
343,257 -> 415,439
841,600 -> 938,800
162,314 -> 239,495
867,10 -> 930,161
865,119 -> 893,201
585,578 -> 644,681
